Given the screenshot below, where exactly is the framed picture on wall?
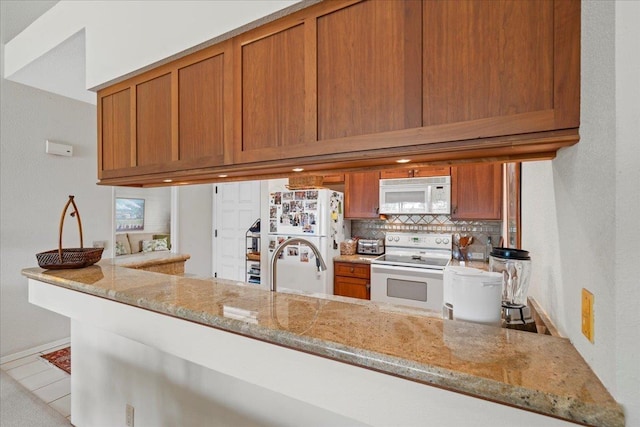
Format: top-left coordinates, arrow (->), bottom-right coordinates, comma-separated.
115,198 -> 145,231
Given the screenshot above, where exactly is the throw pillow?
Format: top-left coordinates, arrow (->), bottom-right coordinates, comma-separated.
115,233 -> 131,255
115,241 -> 128,256
142,239 -> 169,252
153,234 -> 171,249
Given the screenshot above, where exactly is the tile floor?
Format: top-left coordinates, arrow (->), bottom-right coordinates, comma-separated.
1,343 -> 72,423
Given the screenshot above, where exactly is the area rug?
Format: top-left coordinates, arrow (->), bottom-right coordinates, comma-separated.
40,347 -> 71,375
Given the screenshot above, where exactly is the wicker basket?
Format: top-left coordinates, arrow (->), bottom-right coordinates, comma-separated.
340,240 -> 357,256
36,195 -> 104,270
287,175 -> 323,190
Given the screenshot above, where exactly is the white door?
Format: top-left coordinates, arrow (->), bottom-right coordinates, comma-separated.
212,181 -> 261,281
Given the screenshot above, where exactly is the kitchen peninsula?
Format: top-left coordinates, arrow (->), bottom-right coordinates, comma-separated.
22,263 -> 623,427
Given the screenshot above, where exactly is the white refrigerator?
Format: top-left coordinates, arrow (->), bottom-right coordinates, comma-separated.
266,182 -> 345,295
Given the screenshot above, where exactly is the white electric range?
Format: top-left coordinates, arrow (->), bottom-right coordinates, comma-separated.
370,232 -> 452,311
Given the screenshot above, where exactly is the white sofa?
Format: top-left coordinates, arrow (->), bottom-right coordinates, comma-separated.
115,232 -> 171,256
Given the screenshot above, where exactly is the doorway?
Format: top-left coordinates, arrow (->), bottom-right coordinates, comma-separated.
212,181 -> 261,281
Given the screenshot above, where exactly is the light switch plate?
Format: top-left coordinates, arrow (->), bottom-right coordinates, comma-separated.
581,288 -> 594,343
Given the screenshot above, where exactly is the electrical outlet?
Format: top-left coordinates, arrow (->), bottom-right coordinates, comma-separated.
581,288 -> 594,343
469,252 -> 484,260
92,240 -> 107,248
126,404 -> 134,427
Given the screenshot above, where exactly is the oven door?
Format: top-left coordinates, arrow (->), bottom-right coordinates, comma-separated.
370,264 -> 444,312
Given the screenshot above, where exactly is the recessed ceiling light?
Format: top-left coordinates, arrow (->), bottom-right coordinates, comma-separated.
292,168 -> 304,172
396,159 -> 411,164
218,174 -> 228,178
163,179 -> 173,183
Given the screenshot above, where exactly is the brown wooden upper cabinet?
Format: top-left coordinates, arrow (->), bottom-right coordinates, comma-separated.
451,164 -> 503,220
136,73 -> 172,167
97,0 -> 580,186
422,0 -> 579,137
100,88 -> 132,172
317,0 -> 422,141
234,21 -> 308,164
98,43 -> 233,180
178,51 -> 230,167
344,172 -> 380,219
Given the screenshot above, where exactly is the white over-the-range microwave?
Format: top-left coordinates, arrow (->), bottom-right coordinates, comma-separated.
379,176 -> 451,215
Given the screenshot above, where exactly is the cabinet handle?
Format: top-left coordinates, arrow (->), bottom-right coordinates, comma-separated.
366,283 -> 370,290
452,206 -> 457,214
350,267 -> 355,273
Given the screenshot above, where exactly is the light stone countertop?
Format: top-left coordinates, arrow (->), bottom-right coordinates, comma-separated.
109,252 -> 191,269
333,254 -> 378,264
22,262 -> 623,427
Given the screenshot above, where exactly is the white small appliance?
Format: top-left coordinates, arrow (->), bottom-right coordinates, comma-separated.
443,266 -> 503,326
267,181 -> 345,295
357,238 -> 385,255
370,232 -> 451,311
379,176 -> 451,215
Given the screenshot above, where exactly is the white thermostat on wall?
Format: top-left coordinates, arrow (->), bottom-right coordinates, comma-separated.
45,140 -> 73,157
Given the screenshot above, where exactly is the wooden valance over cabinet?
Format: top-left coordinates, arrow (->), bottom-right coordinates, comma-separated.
97,0 -> 580,187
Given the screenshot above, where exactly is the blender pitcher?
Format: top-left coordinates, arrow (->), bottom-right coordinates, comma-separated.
489,248 -> 531,306
489,248 -> 535,331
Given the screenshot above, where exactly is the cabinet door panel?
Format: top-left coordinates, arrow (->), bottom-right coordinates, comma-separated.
424,0 -> 554,127
451,164 -> 502,220
380,169 -> 413,179
334,276 -> 370,300
179,54 -> 225,163
101,88 -> 132,171
317,0 -> 422,140
413,166 -> 451,177
241,24 -> 306,154
137,73 -> 172,166
380,166 -> 451,179
345,172 -> 380,219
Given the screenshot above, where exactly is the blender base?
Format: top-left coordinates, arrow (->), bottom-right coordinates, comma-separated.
502,304 -> 537,333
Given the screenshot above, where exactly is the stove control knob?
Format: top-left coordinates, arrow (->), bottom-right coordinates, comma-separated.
443,238 -> 450,244
387,236 -> 393,242
394,236 -> 400,242
435,238 -> 442,244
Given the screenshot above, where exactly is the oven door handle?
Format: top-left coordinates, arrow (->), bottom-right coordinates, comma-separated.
371,264 -> 444,276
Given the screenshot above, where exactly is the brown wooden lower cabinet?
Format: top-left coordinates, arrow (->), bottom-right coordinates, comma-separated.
334,261 -> 370,300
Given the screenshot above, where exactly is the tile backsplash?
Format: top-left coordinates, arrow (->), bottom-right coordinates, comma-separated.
350,215 -> 503,260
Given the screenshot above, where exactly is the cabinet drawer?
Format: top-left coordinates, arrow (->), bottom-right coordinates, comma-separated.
334,262 -> 370,279
334,276 -> 370,300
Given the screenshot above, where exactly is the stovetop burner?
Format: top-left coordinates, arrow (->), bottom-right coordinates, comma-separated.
374,253 -> 450,269
371,232 -> 452,270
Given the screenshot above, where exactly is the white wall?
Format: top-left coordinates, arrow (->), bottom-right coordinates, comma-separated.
523,1 -> 640,424
0,45 -> 112,357
177,185 -> 213,278
4,0 -> 302,100
614,0 -> 640,423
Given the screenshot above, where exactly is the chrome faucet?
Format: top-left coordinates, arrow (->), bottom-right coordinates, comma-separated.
270,237 -> 327,292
